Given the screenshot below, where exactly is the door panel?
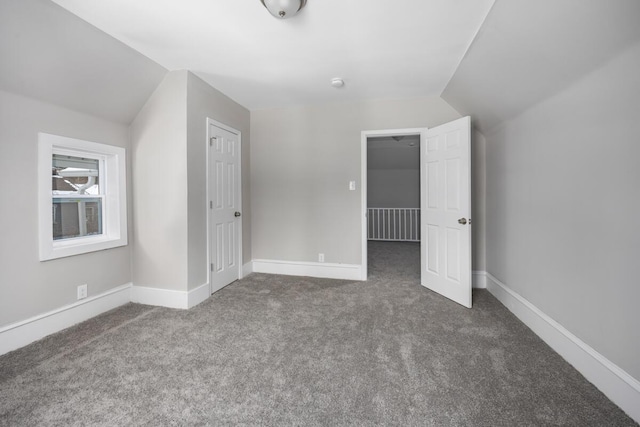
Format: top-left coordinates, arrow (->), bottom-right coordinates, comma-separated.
426,225 -> 439,274
446,158 -> 460,210
209,123 -> 241,293
427,161 -> 439,208
421,116 -> 471,308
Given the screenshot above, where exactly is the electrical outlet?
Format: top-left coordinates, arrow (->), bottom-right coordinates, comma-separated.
77,284 -> 88,300
318,253 -> 325,263
349,181 -> 356,191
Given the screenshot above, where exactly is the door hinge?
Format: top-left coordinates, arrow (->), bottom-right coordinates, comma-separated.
210,263 -> 214,272
210,201 -> 213,209
209,137 -> 217,146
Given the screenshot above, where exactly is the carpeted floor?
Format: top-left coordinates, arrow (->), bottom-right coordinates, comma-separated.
0,241 -> 636,426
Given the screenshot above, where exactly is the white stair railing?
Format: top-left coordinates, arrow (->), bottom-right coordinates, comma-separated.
367,208 -> 420,242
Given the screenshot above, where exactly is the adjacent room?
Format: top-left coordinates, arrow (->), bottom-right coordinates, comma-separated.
1,0 -> 639,425
366,134 -> 422,281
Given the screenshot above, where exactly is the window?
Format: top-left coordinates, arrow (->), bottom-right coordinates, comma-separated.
38,133 -> 127,260
52,154 -> 102,240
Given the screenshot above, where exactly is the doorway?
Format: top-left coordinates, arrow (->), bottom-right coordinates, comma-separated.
361,117 -> 472,307
365,132 -> 422,282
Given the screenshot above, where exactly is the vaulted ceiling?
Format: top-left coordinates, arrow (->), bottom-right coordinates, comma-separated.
50,0 -> 495,111
0,0 -> 167,124
3,0 -> 639,130
442,0 -> 640,133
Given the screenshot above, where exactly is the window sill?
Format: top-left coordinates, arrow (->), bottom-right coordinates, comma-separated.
40,235 -> 127,261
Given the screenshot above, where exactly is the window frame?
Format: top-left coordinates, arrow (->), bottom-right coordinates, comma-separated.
38,133 -> 127,261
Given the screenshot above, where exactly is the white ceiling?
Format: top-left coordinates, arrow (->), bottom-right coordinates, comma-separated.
50,0 -> 495,111
442,0 -> 640,133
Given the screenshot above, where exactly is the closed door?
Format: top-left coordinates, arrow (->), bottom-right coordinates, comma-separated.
421,116 -> 472,308
209,122 -> 241,293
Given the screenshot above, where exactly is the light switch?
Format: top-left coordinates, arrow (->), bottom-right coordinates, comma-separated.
349,181 -> 356,191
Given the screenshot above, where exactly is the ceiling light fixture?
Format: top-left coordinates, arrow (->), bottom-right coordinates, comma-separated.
260,0 -> 307,19
331,78 -> 344,88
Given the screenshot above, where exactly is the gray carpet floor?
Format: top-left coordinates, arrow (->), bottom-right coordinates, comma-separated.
0,241 -> 636,426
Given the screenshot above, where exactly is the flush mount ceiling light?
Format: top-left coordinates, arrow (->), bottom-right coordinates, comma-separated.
260,0 -> 307,19
331,78 -> 344,88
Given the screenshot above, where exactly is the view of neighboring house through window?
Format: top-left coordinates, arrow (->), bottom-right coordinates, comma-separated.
39,133 -> 127,261
52,154 -> 103,240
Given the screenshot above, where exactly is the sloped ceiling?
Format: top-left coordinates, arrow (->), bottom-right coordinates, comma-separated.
0,0 -> 167,124
441,0 -> 640,133
50,0 -> 495,111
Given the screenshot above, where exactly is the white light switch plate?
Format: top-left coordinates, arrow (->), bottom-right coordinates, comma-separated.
349,181 -> 356,191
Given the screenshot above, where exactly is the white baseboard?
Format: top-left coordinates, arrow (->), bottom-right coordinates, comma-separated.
242,262 -> 254,277
472,270 -> 487,289
486,273 -> 640,424
252,259 -> 362,281
131,283 -> 212,310
131,285 -> 187,309
188,283 -> 211,309
0,283 -> 132,356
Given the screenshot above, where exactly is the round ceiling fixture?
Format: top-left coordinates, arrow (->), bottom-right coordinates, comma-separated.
331,78 -> 344,88
260,0 -> 307,19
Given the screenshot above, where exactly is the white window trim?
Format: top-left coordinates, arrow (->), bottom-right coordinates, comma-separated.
38,133 -> 127,261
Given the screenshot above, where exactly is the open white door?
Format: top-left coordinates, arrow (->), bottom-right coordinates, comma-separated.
421,116 -> 472,308
208,120 -> 242,294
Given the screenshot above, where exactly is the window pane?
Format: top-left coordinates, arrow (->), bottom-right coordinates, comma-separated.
52,154 -> 99,195
53,198 -> 103,240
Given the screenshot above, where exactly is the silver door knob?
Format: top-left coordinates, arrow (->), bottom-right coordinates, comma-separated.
234,212 -> 241,217
458,218 -> 467,225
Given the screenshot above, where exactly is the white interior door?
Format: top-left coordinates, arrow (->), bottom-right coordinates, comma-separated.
209,122 -> 241,293
421,116 -> 472,308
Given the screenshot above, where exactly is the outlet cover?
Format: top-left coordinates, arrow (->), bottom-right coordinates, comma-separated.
318,253 -> 325,263
77,284 -> 88,300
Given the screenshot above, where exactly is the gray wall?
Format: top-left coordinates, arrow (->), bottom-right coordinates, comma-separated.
131,71 -> 251,292
367,139 -> 421,209
250,97 -> 464,265
484,41 -> 640,380
186,72 -> 251,289
367,170 -> 420,209
0,0 -> 167,326
130,71 -> 189,291
0,90 -> 132,326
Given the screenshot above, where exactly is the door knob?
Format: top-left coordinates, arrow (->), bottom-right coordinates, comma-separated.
234,212 -> 241,217
458,218 -> 467,225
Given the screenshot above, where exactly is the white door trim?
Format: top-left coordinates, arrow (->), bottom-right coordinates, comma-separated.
360,127 -> 428,281
206,118 -> 243,295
